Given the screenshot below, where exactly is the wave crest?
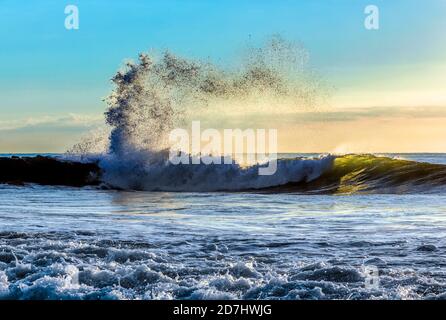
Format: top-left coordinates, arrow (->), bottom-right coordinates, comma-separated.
99,153 -> 334,192
264,154 -> 446,194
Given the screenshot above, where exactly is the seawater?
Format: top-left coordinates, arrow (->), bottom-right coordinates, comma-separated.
0,153 -> 446,299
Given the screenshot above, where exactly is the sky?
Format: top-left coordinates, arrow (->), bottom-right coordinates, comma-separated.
0,0 -> 446,153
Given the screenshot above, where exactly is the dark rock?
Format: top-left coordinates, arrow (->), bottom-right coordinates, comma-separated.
0,156 -> 101,187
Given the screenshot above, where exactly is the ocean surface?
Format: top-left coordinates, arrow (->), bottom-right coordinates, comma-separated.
1,153 -> 446,300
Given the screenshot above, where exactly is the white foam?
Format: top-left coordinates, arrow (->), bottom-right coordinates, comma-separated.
98,153 -> 334,191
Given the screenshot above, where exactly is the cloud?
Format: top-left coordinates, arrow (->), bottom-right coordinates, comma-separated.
196,106 -> 446,128
3,106 -> 445,133
0,113 -> 104,131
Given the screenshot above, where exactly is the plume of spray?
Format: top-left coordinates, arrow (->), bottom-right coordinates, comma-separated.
66,127 -> 111,162
103,36 -> 324,156
69,36 -> 331,190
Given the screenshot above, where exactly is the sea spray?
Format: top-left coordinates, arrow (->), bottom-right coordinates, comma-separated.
68,36 -> 331,190
103,36 -> 324,156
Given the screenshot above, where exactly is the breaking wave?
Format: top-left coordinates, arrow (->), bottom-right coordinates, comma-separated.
67,36 -> 332,191
2,154 -> 446,194
97,154 -> 446,193
98,154 -> 334,191
11,36 -> 441,194
263,154 -> 446,194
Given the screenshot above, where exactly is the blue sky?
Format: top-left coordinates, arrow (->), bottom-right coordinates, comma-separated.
1,0 -> 446,152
